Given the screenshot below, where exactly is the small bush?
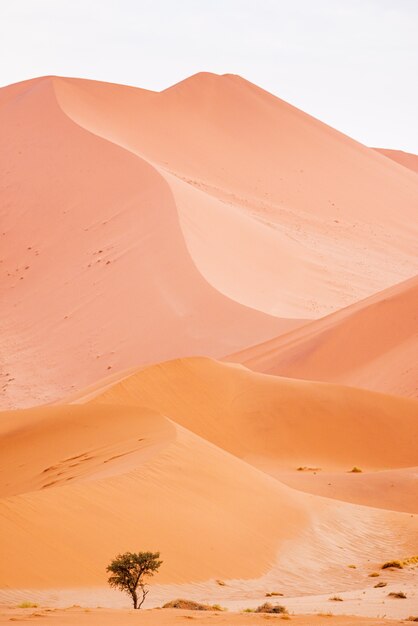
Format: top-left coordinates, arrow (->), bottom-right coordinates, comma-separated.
349,467 -> 362,473
368,572 -> 379,577
388,591 -> 407,599
348,565 -> 356,569
382,560 -> 403,569
407,617 -> 418,622
266,591 -> 284,597
374,582 -> 387,588
255,602 -> 287,614
216,579 -> 226,586
17,602 -> 38,609
329,596 -> 343,602
162,599 -> 224,611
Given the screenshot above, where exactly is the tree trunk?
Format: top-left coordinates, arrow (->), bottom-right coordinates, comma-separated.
137,584 -> 149,609
132,590 -> 138,609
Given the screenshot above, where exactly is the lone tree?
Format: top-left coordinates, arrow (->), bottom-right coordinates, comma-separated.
107,551 -> 162,609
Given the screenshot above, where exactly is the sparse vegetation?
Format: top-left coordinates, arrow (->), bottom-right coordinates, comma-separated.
243,608 -> 255,613
162,599 -> 225,611
382,555 -> 418,569
388,591 -> 407,599
382,560 -> 403,569
266,591 -> 284,597
407,617 -> 418,622
17,602 -> 38,609
374,582 -> 387,588
216,579 -> 226,586
107,551 -> 162,609
329,596 -> 343,601
348,564 -> 356,569
349,467 -> 362,473
317,613 -> 334,617
297,466 -> 321,472
255,602 -> 288,614
368,572 -> 379,577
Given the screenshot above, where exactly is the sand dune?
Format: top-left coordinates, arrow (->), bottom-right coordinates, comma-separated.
54,73 -> 418,318
0,76 -> 297,410
229,276 -> 418,398
375,147 -> 418,174
86,357 -> 418,473
1,72 -> 417,618
2,73 -> 418,408
1,361 -> 417,600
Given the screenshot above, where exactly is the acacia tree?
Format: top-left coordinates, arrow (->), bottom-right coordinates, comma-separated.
107,551 -> 162,609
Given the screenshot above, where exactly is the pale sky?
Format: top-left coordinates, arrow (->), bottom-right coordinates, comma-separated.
1,0 -> 417,152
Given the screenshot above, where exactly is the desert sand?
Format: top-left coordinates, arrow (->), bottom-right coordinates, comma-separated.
0,72 -> 417,621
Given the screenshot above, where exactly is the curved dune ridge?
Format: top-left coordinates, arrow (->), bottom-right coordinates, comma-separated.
229,275 -> 418,398
1,73 -> 418,408
0,358 -> 417,601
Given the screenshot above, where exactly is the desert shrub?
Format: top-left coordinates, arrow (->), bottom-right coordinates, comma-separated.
382,560 -> 403,569
374,582 -> 387,588
255,602 -> 287,614
348,565 -> 356,569
368,572 -> 379,577
17,602 -> 38,609
243,608 -> 255,613
266,591 -> 284,597
329,596 -> 343,601
162,599 -> 224,611
349,467 -> 362,473
407,617 -> 418,622
388,591 -> 407,599
216,579 -> 226,586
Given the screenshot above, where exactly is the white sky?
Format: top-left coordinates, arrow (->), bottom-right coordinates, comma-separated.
1,0 -> 417,152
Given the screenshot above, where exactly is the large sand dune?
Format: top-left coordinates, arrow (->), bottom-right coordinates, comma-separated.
1,72 -> 417,618
229,276 -> 418,398
2,73 -> 418,407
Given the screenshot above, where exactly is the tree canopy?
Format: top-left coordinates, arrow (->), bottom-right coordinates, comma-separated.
107,551 -> 162,609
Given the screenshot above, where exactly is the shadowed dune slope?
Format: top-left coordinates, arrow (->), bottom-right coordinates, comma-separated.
0,77 -> 296,410
374,147 -> 418,174
228,276 -> 418,398
53,73 -> 418,318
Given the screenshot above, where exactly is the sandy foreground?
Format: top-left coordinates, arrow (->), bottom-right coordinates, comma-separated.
0,606 -> 413,626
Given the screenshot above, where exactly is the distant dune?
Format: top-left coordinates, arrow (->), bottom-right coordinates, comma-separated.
229,276 -> 418,398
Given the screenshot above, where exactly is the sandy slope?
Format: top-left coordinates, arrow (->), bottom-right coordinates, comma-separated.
2,73 -> 418,408
54,73 -> 418,318
0,77 -> 296,410
1,358 -> 417,601
375,148 -> 418,174
228,276 -> 418,398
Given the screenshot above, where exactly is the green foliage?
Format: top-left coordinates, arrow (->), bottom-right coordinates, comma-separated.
107,551 -> 162,609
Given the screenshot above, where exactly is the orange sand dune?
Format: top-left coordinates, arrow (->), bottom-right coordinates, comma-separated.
1,360 -> 417,600
229,276 -> 418,398
374,147 -> 418,174
54,73 -> 418,318
0,76 -> 297,410
2,73 -> 418,409
86,357 -> 418,473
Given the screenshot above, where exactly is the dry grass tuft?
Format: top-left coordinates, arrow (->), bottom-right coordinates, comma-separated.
162,599 -> 225,611
255,602 -> 288,614
374,582 -> 387,588
349,466 -> 362,473
265,592 -> 284,597
388,591 -> 407,599
329,596 -> 343,602
17,602 -> 38,609
368,572 -> 379,577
